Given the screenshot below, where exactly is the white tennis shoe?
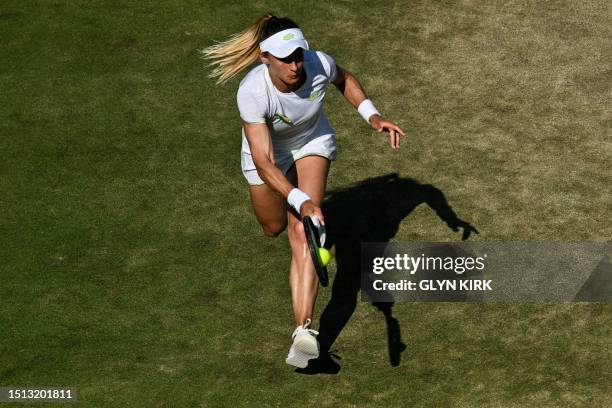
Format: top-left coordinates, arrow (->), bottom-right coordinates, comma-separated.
286,318 -> 320,368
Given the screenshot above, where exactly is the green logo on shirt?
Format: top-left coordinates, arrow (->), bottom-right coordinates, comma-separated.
282,33 -> 295,41
272,112 -> 293,125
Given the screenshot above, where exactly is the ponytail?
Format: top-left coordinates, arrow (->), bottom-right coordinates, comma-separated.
201,13 -> 299,84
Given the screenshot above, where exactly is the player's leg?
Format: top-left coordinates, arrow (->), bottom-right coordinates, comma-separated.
249,183 -> 288,237
287,155 -> 330,326
285,155 -> 329,368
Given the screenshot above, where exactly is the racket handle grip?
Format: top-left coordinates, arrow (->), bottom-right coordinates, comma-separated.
311,216 -> 326,247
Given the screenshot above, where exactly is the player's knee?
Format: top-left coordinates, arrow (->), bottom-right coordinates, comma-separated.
261,221 -> 286,238
289,220 -> 305,239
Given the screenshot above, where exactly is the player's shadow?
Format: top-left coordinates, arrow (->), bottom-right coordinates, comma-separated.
296,173 -> 478,375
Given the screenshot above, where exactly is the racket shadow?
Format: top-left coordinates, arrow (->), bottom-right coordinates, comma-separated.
308,173 -> 477,373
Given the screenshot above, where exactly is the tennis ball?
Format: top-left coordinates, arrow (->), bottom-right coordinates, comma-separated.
317,248 -> 331,266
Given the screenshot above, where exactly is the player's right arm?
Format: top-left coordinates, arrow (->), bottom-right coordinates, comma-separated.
243,122 -> 323,220
243,122 -> 294,198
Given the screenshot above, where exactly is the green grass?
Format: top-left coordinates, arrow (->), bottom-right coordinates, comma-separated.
1,0 -> 610,406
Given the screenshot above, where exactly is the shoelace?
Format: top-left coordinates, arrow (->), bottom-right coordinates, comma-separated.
301,318 -> 319,336
305,328 -> 319,336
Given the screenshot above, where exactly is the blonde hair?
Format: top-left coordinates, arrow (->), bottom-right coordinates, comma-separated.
201,14 -> 273,84
201,14 -> 300,84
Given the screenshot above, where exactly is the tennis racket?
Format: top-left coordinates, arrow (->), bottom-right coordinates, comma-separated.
303,215 -> 329,287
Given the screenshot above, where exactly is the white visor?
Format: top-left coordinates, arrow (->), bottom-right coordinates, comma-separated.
259,28 -> 309,58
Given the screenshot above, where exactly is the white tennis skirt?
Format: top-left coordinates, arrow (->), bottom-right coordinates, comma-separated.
241,133 -> 337,186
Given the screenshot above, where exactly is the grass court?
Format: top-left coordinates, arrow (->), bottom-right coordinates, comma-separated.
1,1 -> 610,406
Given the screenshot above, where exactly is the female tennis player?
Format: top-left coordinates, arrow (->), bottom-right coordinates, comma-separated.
203,14 -> 404,368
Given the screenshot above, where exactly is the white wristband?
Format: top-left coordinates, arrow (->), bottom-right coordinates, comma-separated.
357,99 -> 381,123
287,188 -> 311,213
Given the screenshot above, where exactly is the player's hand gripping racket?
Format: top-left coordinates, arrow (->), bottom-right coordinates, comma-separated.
303,216 -> 329,287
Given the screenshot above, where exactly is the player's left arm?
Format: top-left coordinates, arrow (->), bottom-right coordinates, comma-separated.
332,65 -> 405,149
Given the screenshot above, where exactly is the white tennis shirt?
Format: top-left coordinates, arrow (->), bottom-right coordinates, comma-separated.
237,50 -> 338,153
